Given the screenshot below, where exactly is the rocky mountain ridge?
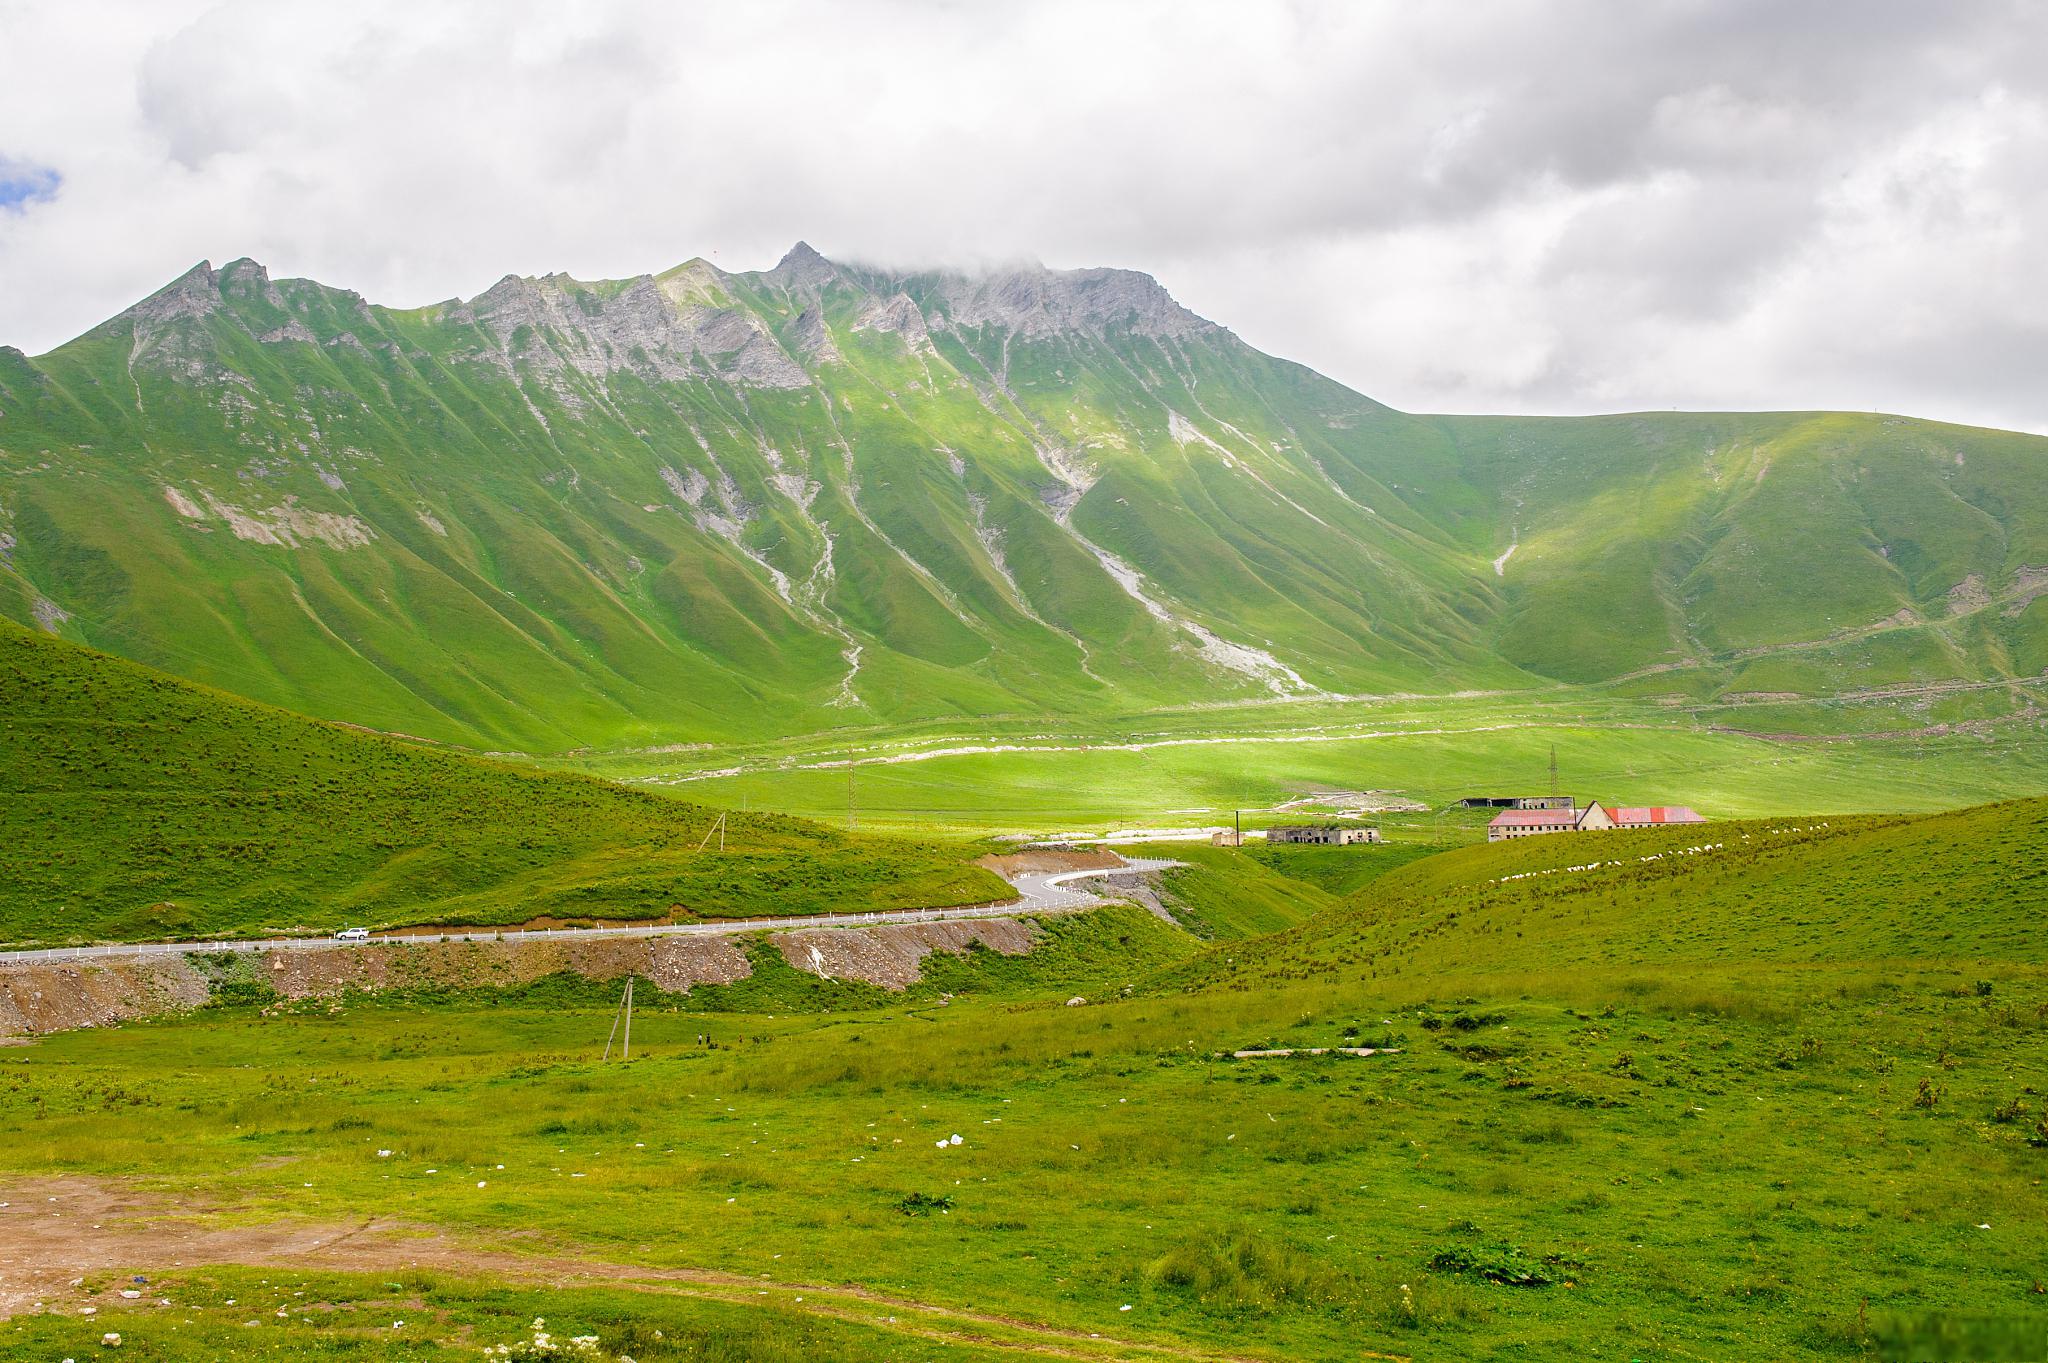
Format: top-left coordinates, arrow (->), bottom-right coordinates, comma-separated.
1,244 -> 2041,748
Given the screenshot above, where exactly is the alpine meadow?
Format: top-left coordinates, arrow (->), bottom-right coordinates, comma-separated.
3,7 -> 2048,1360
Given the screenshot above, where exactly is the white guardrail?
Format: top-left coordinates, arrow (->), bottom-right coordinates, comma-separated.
0,860 -> 1181,967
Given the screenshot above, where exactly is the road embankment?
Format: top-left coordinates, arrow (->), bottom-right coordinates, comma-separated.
0,916 -> 1046,1037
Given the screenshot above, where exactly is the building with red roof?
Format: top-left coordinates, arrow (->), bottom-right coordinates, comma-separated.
1486,801 -> 1705,842
1601,806 -> 1706,829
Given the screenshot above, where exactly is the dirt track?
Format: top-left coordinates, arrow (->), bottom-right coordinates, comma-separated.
0,1176 -> 1320,1362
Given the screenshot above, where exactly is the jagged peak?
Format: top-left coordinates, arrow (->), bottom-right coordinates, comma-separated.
919,261 -> 1215,341
762,240 -> 840,292
108,259 -> 222,332
654,258 -> 733,306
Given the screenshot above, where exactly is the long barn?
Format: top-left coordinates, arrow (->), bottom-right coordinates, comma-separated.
1487,802 -> 1704,841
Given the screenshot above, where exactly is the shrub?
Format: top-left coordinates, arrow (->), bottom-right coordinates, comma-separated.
1427,1241 -> 1573,1288
1146,1226 -> 1341,1311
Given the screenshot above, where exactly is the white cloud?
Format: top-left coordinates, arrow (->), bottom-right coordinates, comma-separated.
2,0 -> 2046,429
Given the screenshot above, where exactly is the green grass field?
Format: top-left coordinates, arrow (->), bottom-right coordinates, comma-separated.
570,688 -> 2048,835
4,799 -> 2043,1361
0,622 -> 1004,947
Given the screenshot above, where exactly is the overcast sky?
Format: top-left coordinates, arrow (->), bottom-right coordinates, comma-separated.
4,1 -> 2047,431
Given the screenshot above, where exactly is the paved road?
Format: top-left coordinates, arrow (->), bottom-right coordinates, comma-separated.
0,857 -> 1185,967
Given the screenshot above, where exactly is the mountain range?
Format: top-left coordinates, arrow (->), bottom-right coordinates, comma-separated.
1,244 -> 2042,750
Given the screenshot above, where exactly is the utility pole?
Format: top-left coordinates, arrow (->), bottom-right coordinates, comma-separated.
1234,808 -> 1241,849
694,811 -> 726,853
622,977 -> 633,1061
848,761 -> 857,832
602,977 -> 634,1061
1548,745 -> 1560,800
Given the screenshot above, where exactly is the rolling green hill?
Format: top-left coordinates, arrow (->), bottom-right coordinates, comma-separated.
2,248 -> 2041,755
1185,796 -> 2048,992
0,621 -> 1004,947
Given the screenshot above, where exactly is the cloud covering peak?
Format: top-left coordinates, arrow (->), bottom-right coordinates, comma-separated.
3,1 -> 2047,429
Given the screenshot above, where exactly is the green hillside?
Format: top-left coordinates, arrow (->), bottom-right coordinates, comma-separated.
1187,796 -> 2048,991
0,621 -> 1004,947
2,249 -> 2041,756
7,801 -> 2045,1361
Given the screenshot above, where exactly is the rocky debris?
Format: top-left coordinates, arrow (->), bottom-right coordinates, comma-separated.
257,321 -> 318,345
1093,870 -> 1172,924
977,849 -> 1122,877
661,465 -> 712,507
162,486 -> 206,520
2006,565 -> 2048,617
774,919 -> 1039,991
1948,574 -> 1992,615
195,491 -> 375,550
789,306 -> 841,362
28,596 -> 68,634
261,933 -> 753,999
0,916 -> 1056,1035
454,271 -> 811,394
120,261 -> 222,331
852,293 -> 933,350
0,959 -> 210,1036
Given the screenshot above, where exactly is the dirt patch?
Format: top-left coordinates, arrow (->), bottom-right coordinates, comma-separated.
1947,573 -> 1991,615
777,918 -> 1040,990
0,1176 -> 1291,1362
979,849 -> 1122,876
262,934 -> 754,1000
0,958 -> 210,1036
2005,565 -> 2048,617
1092,871 -> 1173,923
0,1177 -> 356,1319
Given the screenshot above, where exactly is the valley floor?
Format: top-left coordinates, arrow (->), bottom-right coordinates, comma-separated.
561,688 -> 2048,836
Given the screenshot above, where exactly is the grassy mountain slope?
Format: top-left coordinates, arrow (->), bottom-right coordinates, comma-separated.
1186,796 -> 2048,991
3,249 -> 2040,753
0,621 -> 1004,947
8,800 -> 2045,1361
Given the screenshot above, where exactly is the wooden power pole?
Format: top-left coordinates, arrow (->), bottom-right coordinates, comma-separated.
602,977 -> 636,1061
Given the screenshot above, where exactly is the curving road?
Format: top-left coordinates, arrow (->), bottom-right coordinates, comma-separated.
0,856 -> 1184,967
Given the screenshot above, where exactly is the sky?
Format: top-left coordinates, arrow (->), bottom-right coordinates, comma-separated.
4,1 -> 2047,431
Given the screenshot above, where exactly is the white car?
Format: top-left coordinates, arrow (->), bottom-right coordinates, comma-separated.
333,926 -> 371,942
